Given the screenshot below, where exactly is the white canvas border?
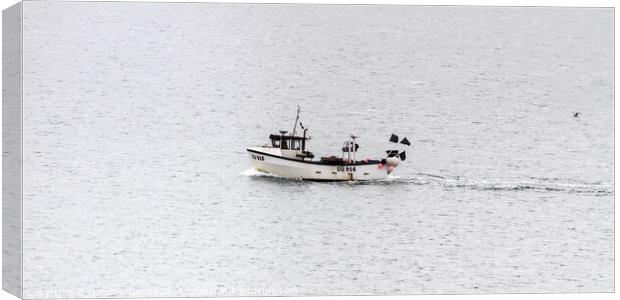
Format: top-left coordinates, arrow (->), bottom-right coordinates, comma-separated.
0,1 -> 615,300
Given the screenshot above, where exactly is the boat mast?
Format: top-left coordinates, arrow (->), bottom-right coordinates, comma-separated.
292,105 -> 301,137
351,135 -> 357,162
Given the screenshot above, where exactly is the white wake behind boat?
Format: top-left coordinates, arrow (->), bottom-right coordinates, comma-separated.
247,107 -> 410,181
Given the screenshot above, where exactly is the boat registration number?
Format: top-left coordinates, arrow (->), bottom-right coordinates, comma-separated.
251,154 -> 265,161
337,166 -> 356,172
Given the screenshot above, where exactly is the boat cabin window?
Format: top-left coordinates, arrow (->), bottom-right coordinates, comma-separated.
291,139 -> 300,150
270,134 -> 305,150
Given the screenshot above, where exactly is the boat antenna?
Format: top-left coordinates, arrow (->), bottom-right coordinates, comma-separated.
292,105 -> 301,136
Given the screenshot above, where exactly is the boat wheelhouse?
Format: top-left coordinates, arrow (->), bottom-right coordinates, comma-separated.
266,130 -> 315,160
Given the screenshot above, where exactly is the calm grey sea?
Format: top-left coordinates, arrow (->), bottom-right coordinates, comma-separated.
21,1 -> 613,297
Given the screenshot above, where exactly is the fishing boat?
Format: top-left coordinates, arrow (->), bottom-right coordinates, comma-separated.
246,107 -> 410,181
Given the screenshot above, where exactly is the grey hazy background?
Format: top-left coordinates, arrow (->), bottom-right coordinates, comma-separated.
17,1 -> 613,297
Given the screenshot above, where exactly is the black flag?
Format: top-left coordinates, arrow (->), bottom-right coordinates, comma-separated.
386,150 -> 399,157
399,151 -> 406,161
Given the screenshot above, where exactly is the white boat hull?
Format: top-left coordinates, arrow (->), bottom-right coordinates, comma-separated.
247,147 -> 391,181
